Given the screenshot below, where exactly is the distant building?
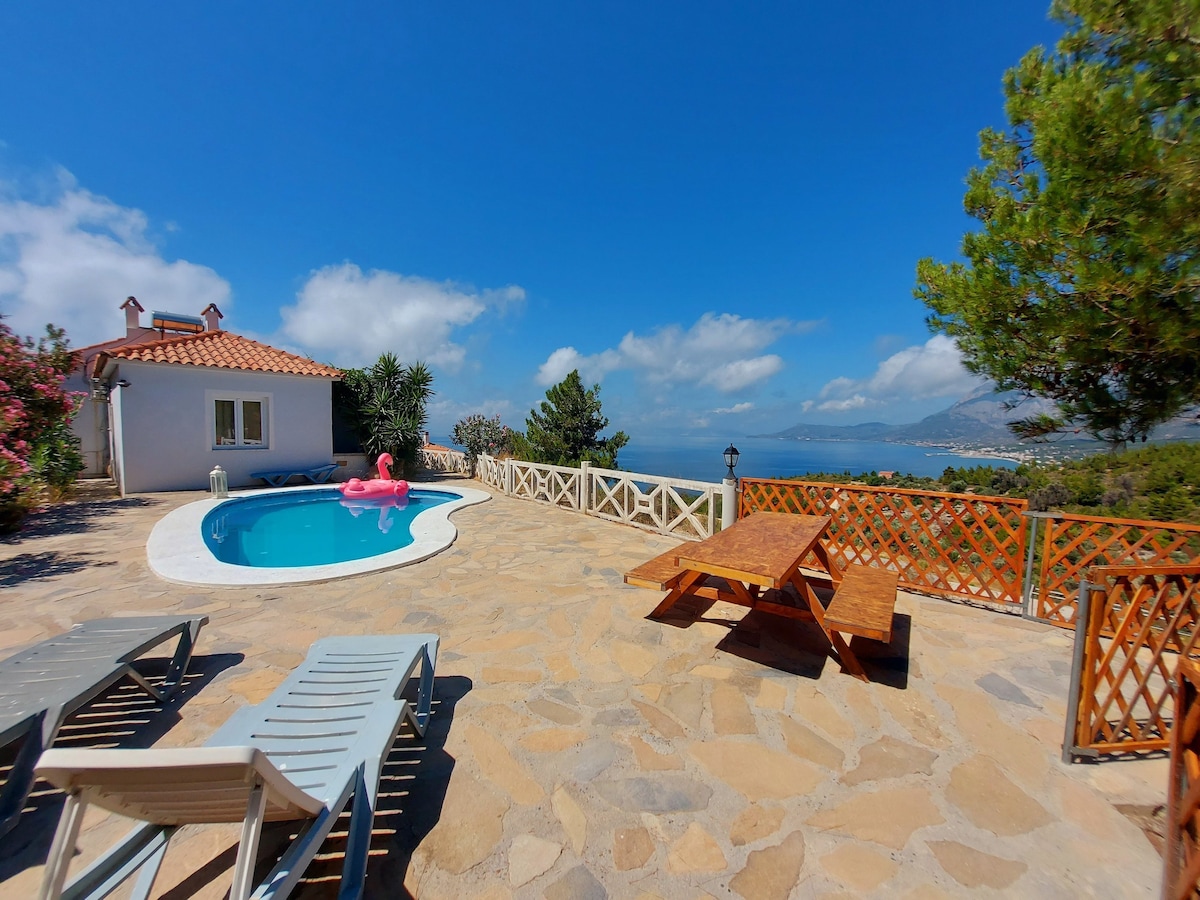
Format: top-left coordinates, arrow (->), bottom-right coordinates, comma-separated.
421,431 -> 454,453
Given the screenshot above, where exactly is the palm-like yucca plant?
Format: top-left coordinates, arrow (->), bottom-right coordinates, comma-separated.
340,354 -> 434,477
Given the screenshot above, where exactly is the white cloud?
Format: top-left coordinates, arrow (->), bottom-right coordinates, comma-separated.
817,394 -> 876,413
812,335 -> 985,411
535,346 -> 622,386
702,356 -> 784,392
425,396 -> 518,435
280,263 -> 525,369
426,396 -> 516,423
536,312 -> 811,393
712,402 -> 755,414
0,169 -> 231,346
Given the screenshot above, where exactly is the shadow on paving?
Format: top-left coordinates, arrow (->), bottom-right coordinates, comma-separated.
653,592 -> 913,688
0,550 -> 119,587
0,652 -> 244,882
1,495 -> 157,544
150,674 -> 472,900
716,611 -> 912,689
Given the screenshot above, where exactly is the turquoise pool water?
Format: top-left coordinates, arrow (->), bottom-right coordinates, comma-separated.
202,488 -> 454,568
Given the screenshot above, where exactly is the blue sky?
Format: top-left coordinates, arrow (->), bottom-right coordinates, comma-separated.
0,2 -> 1063,439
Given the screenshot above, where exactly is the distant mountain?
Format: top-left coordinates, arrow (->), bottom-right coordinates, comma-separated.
756,389 -> 1200,452
754,390 -> 1076,449
889,389 -> 1061,446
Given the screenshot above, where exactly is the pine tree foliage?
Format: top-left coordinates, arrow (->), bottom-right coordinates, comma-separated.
523,369 -> 629,468
916,0 -> 1200,447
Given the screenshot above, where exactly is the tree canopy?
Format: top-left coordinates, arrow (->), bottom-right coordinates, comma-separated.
522,369 -> 629,468
336,354 -> 433,475
452,414 -> 514,466
915,0 -> 1200,447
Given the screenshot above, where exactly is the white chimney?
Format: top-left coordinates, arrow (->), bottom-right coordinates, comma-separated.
202,303 -> 224,332
121,296 -> 144,337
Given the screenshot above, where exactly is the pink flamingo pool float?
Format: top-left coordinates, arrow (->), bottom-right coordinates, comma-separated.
338,452 -> 410,499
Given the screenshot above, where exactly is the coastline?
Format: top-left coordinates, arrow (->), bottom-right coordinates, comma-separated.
755,435 -> 1033,465
617,435 -> 1023,483
904,443 -> 1029,464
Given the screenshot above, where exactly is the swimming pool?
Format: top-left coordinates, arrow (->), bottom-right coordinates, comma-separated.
148,483 -> 490,586
202,488 -> 457,568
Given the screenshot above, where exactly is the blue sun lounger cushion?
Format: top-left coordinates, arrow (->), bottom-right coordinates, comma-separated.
249,464 -> 339,487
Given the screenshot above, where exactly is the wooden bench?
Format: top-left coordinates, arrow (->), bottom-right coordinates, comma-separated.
823,564 -> 900,643
624,546 -> 689,591
249,463 -> 339,488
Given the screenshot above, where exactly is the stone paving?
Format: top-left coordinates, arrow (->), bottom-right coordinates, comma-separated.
0,477 -> 1168,899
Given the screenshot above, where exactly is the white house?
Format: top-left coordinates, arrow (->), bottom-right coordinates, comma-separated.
68,297 -> 172,476
74,299 -> 343,494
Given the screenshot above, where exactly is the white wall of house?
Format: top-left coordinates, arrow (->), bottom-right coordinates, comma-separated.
109,377 -> 127,491
64,368 -> 110,476
109,361 -> 334,493
331,452 -> 371,482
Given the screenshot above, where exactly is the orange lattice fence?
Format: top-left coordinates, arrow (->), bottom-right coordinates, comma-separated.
1035,514 -> 1200,628
1064,566 -> 1200,762
739,478 -> 1028,605
1165,657 -> 1200,899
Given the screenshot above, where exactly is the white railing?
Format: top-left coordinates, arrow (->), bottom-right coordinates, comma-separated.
476,454 -> 506,489
587,466 -> 719,540
508,459 -> 583,511
476,454 -> 725,540
419,447 -> 471,475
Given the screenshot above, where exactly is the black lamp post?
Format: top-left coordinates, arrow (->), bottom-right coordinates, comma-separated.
723,443 -> 740,481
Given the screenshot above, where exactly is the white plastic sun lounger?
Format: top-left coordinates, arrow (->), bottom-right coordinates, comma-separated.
35,633 -> 439,900
0,615 -> 208,838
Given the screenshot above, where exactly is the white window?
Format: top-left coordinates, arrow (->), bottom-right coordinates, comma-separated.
209,392 -> 270,449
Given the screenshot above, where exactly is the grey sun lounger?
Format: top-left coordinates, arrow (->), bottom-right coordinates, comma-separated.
0,615 -> 208,838
35,633 -> 439,900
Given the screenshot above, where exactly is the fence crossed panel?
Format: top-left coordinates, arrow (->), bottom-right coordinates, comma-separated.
1035,514 -> 1200,627
508,459 -> 583,511
476,454 -> 506,490
1164,657 -> 1200,899
418,447 -> 470,475
1065,565 -> 1200,761
587,467 -> 718,540
739,478 -> 1027,605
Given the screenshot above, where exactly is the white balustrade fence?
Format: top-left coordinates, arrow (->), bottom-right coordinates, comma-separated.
587,466 -> 720,539
476,455 -> 723,540
418,447 -> 471,475
476,454 -> 507,490
508,459 -> 584,511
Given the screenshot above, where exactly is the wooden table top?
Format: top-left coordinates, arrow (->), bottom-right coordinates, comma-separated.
675,511 -> 832,589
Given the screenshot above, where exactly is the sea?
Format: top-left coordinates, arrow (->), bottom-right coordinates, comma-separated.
434,434 -> 1018,484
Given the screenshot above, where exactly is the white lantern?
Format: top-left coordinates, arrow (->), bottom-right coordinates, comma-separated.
209,465 -> 228,499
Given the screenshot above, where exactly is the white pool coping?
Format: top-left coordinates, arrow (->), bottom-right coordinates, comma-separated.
147,483 -> 491,586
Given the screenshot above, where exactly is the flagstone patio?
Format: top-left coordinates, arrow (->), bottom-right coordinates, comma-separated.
0,476 -> 1168,898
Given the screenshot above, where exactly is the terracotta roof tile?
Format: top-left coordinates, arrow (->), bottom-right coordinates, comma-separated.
99,331 -> 341,378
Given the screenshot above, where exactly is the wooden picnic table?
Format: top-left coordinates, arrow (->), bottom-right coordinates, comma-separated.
633,510 -> 897,681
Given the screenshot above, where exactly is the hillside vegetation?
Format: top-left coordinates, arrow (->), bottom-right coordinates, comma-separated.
794,441 -> 1200,526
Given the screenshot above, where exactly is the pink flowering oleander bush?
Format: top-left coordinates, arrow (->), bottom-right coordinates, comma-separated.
0,322 -> 83,529
452,414 -> 515,467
